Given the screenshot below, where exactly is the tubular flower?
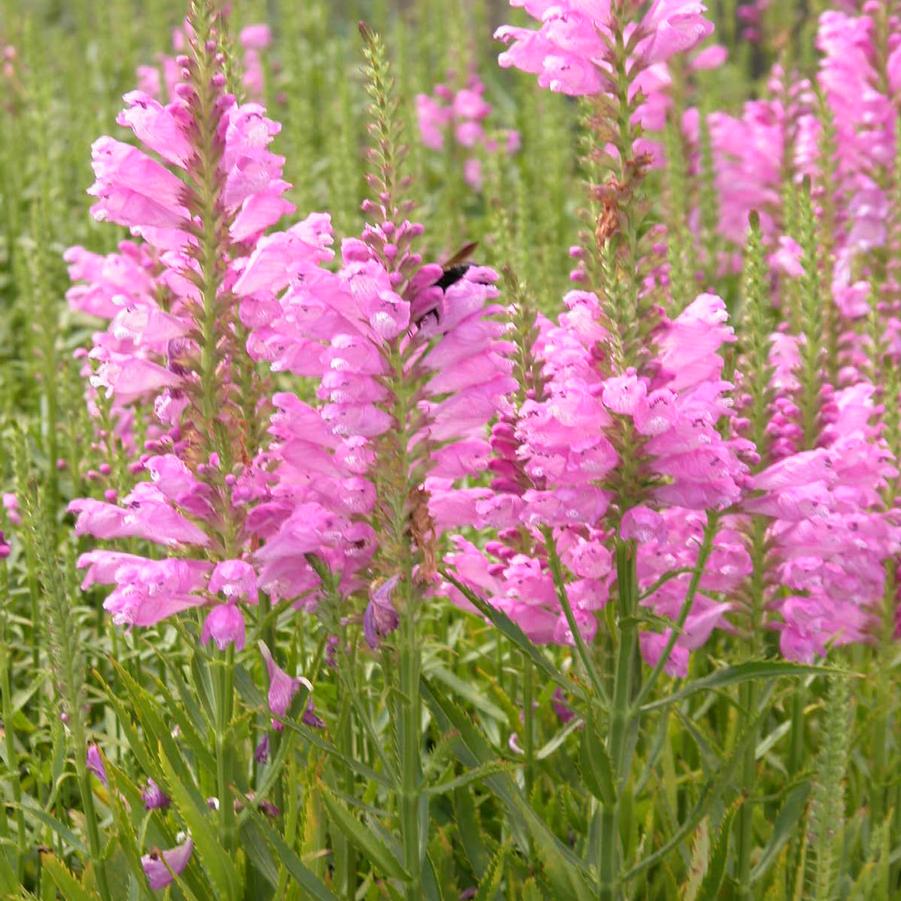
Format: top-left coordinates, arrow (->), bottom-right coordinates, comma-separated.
495,0 -> 714,97
635,508 -> 748,675
259,641 -> 312,730
141,838 -> 193,891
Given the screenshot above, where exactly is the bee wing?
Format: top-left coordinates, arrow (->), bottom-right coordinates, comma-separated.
441,241 -> 478,269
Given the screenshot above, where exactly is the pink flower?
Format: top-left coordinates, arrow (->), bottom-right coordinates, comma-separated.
259,641 -> 311,730
364,575 -> 400,649
416,74 -> 516,190
621,506 -> 667,543
88,557 -> 210,628
2,493 -> 20,526
69,485 -> 210,547
88,137 -> 190,232
141,778 -> 170,810
86,744 -> 108,786
416,93 -> 449,150
142,838 -> 193,891
495,0 -> 713,96
116,91 -> 193,167
245,224 -> 514,605
70,22 -> 299,648
209,560 -> 259,604
201,603 -> 246,651
240,24 -> 272,50
640,631 -> 689,677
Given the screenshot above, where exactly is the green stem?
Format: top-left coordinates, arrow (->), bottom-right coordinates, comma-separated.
736,516 -> 768,896
215,644 -> 236,851
635,513 -> 718,707
788,687 -> 805,776
609,540 -> 639,780
736,680 -> 757,897
72,726 -> 111,901
599,538 -> 640,901
543,526 -> 609,707
598,807 -> 618,901
0,638 -> 24,879
523,655 -> 535,798
870,559 -> 896,831
398,596 -> 422,899
334,695 -> 356,899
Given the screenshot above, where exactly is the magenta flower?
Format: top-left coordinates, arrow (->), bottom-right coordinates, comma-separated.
2,493 -> 21,526
77,554 -> 210,628
363,576 -> 400,649
209,560 -> 259,604
239,213 -> 514,606
88,136 -> 190,232
635,508 -> 746,673
201,603 -> 246,651
141,778 -> 171,811
443,285 -> 750,664
495,0 -> 713,96
141,837 -> 193,891
240,24 -> 271,51
86,744 -> 108,787
259,642 -> 311,730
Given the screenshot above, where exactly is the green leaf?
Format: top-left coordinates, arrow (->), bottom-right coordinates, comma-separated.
428,664 -> 507,721
580,716 -> 616,806
428,760 -> 509,796
453,788 -> 489,879
536,715 -> 583,761
422,679 -> 593,901
239,819 -> 279,889
243,808 -> 338,901
751,781 -> 811,884
625,703 -> 769,883
157,745 -> 242,900
683,817 -> 710,901
320,784 -> 410,882
40,855 -> 100,901
641,661 -> 837,712
0,851 -> 19,897
277,717 -> 390,787
19,795 -> 87,854
473,842 -> 509,901
698,803 -> 739,901
93,669 -> 159,780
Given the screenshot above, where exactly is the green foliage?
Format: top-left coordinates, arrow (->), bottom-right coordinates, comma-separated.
0,2 -> 898,900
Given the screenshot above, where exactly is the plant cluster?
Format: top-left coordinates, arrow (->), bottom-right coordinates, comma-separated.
0,0 -> 898,899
